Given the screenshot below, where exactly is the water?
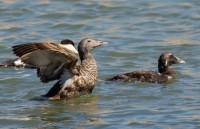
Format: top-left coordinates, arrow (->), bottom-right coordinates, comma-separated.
0,0 -> 200,128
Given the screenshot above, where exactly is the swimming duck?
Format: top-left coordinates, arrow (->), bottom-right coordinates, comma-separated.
107,52 -> 185,83
12,38 -> 106,100
0,39 -> 77,68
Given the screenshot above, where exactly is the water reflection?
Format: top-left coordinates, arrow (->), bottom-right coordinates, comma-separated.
27,95 -> 102,126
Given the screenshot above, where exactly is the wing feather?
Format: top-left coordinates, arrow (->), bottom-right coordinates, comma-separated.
44,70 -> 73,98
12,42 -> 60,57
12,42 -> 78,83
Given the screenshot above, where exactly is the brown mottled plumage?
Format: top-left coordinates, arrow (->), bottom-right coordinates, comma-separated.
49,53 -> 98,100
12,38 -> 106,100
107,52 -> 185,83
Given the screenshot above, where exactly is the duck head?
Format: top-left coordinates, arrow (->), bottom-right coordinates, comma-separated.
158,52 -> 185,74
78,38 -> 107,61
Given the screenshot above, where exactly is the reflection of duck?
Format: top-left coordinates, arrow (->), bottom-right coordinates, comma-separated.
107,52 -> 185,83
12,38 -> 106,100
0,39 -> 77,68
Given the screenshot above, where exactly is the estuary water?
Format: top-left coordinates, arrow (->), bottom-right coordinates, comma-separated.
0,0 -> 200,128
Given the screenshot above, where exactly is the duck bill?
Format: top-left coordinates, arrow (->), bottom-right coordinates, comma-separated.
175,56 -> 186,64
179,59 -> 186,64
93,40 -> 108,48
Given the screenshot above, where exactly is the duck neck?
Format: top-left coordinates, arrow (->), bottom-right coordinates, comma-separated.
78,47 -> 97,78
78,47 -> 89,62
158,64 -> 174,76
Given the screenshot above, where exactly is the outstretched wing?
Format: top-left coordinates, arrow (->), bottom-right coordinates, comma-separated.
12,42 -> 59,57
12,42 -> 78,83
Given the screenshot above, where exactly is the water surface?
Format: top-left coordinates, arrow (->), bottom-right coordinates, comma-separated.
0,0 -> 200,128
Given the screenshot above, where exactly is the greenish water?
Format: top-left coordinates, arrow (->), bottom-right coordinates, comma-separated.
0,0 -> 200,128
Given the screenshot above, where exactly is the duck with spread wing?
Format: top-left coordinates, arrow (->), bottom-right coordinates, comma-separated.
12,38 -> 107,100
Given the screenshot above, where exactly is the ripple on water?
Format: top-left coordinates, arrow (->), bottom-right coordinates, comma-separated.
0,0 -> 200,128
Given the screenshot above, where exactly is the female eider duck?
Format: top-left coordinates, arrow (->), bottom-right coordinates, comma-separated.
107,52 -> 185,83
0,39 -> 76,68
12,38 -> 107,100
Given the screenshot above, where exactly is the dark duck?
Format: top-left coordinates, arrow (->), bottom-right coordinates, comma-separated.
12,38 -> 107,100
0,39 -> 77,68
107,52 -> 185,83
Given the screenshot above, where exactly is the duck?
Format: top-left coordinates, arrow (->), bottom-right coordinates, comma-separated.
12,38 -> 107,100
0,39 -> 77,68
106,52 -> 185,83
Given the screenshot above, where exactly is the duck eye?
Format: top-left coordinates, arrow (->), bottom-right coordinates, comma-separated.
87,40 -> 91,42
169,55 -> 174,58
